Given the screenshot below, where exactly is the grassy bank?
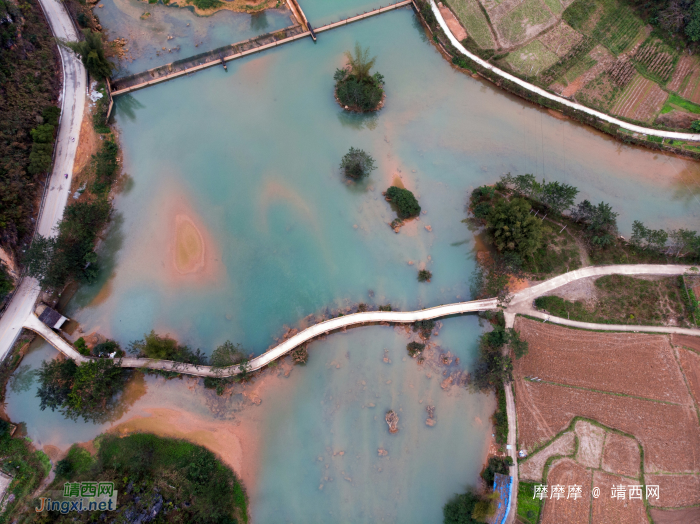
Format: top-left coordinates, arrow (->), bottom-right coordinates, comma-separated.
534,274 -> 695,326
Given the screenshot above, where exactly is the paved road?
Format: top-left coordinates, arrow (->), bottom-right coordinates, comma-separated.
429,0 -> 700,141
0,0 -> 86,361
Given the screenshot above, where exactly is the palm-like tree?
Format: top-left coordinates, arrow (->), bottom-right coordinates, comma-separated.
344,42 -> 376,82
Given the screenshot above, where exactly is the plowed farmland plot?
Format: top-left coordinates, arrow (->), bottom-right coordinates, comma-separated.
514,319 -> 690,403
507,40 -> 559,76
540,459 -> 591,524
611,73 -> 668,122
591,471 -> 647,524
644,474 -> 700,507
677,347 -> 700,409
513,319 -> 700,478
669,55 -> 700,104
539,21 -> 583,57
496,0 -> 556,47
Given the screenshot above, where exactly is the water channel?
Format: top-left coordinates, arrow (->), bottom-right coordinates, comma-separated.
5,6 -> 700,523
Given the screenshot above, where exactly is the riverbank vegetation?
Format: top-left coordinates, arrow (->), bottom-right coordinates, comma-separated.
340,147 -> 376,180
129,330 -> 207,366
334,43 -> 385,112
36,433 -> 248,523
0,0 -> 60,260
442,487 -> 499,523
63,29 -> 113,79
0,419 -> 51,521
36,358 -> 131,423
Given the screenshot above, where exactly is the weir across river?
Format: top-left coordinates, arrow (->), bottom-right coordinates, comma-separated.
109,0 -> 414,98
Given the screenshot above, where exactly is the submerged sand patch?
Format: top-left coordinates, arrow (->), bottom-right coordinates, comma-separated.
174,214 -> 205,274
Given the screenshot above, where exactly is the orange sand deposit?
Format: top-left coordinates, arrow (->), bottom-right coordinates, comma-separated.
174,214 -> 205,274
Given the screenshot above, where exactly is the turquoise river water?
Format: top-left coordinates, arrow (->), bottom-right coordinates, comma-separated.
5,6 -> 700,523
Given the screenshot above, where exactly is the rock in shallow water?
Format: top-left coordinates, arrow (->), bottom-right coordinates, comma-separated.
385,410 -> 399,433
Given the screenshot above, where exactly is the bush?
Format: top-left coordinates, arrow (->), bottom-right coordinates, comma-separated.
385,186 -> 421,218
129,331 -> 206,365
378,304 -> 392,311
481,455 -> 513,486
64,29 -> 113,79
413,319 -> 435,339
292,345 -> 308,364
407,341 -> 425,356
340,147 -> 376,179
74,337 -> 89,356
692,120 -> 700,132
0,263 -> 13,300
418,269 -> 432,282
493,387 -> 508,444
93,339 -> 122,357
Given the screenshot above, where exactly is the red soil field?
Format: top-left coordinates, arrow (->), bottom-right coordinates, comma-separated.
514,380 -> 700,473
591,471 -> 646,524
678,348 -> 700,410
601,432 -> 640,479
644,474 -> 700,507
540,458 -> 591,524
514,319 -> 691,404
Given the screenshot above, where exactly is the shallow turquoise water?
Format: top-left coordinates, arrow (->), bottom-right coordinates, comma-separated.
6,317 -> 493,523
6,8 -> 700,523
299,0 -> 388,26
96,0 -> 294,77
69,9 -> 699,356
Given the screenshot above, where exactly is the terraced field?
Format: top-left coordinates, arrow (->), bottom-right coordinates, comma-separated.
437,0 -> 700,132
611,73 -> 668,123
444,0 -> 496,48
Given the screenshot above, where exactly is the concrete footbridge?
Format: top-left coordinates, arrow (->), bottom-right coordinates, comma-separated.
21,264 -> 700,378
23,297 -> 499,377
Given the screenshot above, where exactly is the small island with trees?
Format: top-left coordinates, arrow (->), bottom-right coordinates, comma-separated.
334,43 -> 385,112
384,185 -> 421,232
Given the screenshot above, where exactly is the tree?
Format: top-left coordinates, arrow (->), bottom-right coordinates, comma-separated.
686,0 -> 700,41
669,229 -> 700,258
486,198 -> 543,259
386,186 -> 421,218
129,331 -> 206,365
340,147 -> 376,180
631,220 -> 668,251
210,340 -> 246,368
344,42 -> 376,81
509,329 -> 529,359
63,30 -> 113,79
540,181 -> 579,214
481,456 -> 513,485
443,490 -> 481,524
572,200 -> 619,248
30,123 -> 55,143
418,269 -> 432,282
36,358 -> 77,413
692,120 -> 700,132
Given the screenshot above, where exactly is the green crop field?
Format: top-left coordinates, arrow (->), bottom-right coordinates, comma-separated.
564,0 -> 644,56
562,54 -> 596,84
661,93 -> 700,115
544,0 -> 563,15
507,40 -> 560,76
445,0 -> 496,49
497,0 -> 555,46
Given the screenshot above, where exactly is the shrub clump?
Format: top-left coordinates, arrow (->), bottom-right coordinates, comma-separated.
418,269 -> 432,282
385,186 -> 421,219
340,147 -> 376,180
292,345 -> 308,364
413,319 -> 434,339
334,42 -> 385,112
407,341 -> 425,357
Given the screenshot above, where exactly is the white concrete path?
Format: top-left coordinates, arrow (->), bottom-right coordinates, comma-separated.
429,0 -> 700,141
0,0 -> 86,362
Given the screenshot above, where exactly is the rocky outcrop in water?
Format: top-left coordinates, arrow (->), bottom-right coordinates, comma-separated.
426,405 -> 436,427
385,410 -> 399,433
